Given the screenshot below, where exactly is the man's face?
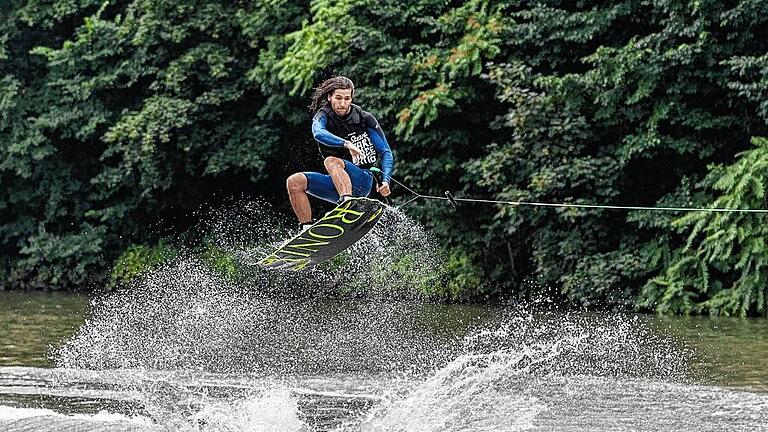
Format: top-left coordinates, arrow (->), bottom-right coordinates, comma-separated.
328,88 -> 353,116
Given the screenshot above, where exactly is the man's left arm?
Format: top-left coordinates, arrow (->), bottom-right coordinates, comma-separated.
364,113 -> 394,185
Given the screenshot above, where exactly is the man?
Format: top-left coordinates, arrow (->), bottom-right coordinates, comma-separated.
286,76 -> 394,231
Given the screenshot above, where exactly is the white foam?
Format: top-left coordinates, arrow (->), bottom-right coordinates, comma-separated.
189,388 -> 308,431
352,311 -> 695,432
356,350 -> 545,432
0,404 -> 152,424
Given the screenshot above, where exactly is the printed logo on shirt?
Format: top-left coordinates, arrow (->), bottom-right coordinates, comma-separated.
349,132 -> 377,165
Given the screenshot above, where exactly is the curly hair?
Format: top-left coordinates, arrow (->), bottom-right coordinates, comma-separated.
308,76 -> 355,113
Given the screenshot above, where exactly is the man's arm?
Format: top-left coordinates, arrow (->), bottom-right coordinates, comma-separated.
312,112 -> 346,147
364,113 -> 394,184
313,111 -> 363,162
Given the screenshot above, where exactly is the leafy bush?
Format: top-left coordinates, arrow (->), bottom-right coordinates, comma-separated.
9,224 -> 106,290
640,137 -> 768,317
109,241 -> 178,290
197,241 -> 241,282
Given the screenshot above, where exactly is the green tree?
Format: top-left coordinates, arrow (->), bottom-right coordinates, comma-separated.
1,1 -> 303,289
2,0 -> 768,316
641,137 -> 768,317
451,0 -> 768,310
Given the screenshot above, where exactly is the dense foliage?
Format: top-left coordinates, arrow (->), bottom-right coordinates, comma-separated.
1,0 -> 766,315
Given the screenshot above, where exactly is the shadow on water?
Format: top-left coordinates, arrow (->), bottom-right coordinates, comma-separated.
1,202 -> 768,431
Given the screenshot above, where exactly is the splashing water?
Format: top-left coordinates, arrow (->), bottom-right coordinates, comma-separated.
354,311 -> 690,432
51,269 -> 708,432
4,201 -> 765,431
11,298 -> 768,431
243,205 -> 444,300
189,388 -> 305,431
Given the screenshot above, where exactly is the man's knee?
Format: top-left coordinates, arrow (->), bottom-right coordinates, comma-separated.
324,156 -> 345,172
286,173 -> 307,193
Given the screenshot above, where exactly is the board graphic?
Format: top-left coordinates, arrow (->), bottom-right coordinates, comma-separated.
259,197 -> 385,270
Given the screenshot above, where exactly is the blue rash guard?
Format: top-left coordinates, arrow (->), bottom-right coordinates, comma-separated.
303,104 -> 394,204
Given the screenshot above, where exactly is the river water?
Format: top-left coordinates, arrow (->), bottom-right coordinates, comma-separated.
1,281 -> 767,431
1,208 -> 767,431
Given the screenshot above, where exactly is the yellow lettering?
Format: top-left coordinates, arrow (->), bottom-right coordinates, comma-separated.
287,236 -> 331,253
321,205 -> 365,224
278,248 -> 311,258
366,207 -> 383,222
307,223 -> 345,239
261,255 -> 280,265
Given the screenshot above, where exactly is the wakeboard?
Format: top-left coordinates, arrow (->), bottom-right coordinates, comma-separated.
259,197 -> 386,270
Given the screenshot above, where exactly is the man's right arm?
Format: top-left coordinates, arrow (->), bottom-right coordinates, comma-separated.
312,112 -> 346,148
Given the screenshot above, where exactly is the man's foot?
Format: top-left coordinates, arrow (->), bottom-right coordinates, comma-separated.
297,222 -> 313,235
337,194 -> 354,204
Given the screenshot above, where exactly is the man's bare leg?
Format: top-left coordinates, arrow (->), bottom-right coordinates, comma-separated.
324,157 -> 352,197
286,173 -> 312,224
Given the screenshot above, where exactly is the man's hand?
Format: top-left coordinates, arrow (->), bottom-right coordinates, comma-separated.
344,140 -> 362,165
377,182 -> 391,197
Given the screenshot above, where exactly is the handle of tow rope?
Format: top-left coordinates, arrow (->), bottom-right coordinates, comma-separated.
372,167 -> 457,209
368,167 -> 391,205
445,191 -> 458,208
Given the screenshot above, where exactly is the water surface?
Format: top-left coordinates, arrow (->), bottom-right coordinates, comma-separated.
1,287 -> 767,431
